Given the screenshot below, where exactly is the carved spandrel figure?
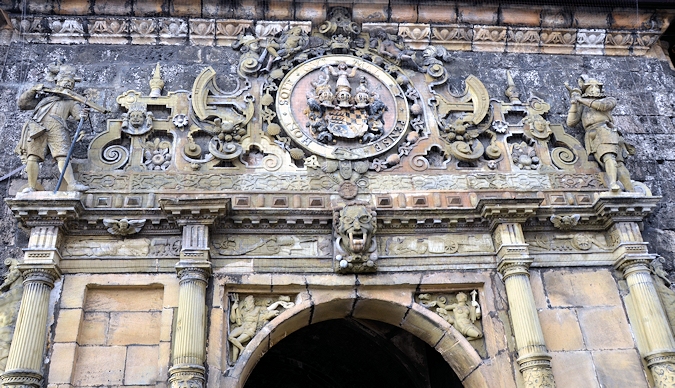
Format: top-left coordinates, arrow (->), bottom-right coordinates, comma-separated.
228,294 -> 293,363
419,291 -> 483,339
566,77 -> 635,192
16,64 -> 91,193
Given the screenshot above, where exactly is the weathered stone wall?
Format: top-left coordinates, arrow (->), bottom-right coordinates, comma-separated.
1,41 -> 675,276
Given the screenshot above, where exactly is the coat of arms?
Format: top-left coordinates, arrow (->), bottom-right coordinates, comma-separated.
275,55 -> 409,161
306,62 -> 387,144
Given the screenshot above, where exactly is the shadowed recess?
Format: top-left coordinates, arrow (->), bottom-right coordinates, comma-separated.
244,318 -> 462,388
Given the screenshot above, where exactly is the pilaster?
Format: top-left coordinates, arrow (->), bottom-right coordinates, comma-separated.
483,198 -> 555,388
612,222 -> 675,386
160,198 -> 228,388
2,230 -> 63,387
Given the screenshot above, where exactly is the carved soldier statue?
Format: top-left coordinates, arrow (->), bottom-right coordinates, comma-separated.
566,77 -> 635,192
15,64 -> 90,193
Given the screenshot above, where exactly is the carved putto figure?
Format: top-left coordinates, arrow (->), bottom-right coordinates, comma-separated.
266,26 -> 309,65
103,218 -> 146,236
334,204 -> 378,273
419,291 -> 483,339
228,294 -> 294,363
16,63 -> 100,192
566,77 -> 635,192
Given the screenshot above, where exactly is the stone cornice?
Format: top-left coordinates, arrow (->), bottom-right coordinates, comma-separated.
5,191 -> 85,228
3,9 -> 670,57
159,197 -> 230,226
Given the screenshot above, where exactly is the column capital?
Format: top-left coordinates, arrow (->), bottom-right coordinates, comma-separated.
176,263 -> 211,284
614,253 -> 653,276
18,264 -> 61,287
498,259 -> 533,280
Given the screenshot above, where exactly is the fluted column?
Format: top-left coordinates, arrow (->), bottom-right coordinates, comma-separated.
169,223 -> 212,388
169,266 -> 210,388
494,223 -> 555,388
1,222 -> 63,388
610,221 -> 675,385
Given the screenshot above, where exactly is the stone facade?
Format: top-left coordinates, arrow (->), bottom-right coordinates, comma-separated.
0,1 -> 675,387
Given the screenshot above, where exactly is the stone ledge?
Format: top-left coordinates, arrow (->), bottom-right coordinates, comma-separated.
4,15 -> 667,57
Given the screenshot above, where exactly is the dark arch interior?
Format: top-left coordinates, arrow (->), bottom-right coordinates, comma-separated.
244,318 -> 463,388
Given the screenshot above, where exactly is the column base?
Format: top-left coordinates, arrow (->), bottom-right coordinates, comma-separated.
0,369 -> 42,388
518,354 -> 555,388
646,352 -> 675,386
169,364 -> 205,388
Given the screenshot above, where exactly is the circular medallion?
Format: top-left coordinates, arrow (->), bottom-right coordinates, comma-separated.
276,55 -> 410,161
338,181 -> 358,199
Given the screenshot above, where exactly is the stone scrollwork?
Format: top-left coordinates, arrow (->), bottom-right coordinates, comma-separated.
334,204 -> 378,274
89,64 -> 184,172
189,67 -> 254,164
228,294 -> 295,363
418,291 -> 483,339
427,72 -> 499,164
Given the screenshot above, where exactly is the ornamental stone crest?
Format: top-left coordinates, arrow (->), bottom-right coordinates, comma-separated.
276,55 -> 408,161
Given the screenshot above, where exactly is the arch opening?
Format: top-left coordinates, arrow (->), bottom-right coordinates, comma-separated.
244,318 -> 463,388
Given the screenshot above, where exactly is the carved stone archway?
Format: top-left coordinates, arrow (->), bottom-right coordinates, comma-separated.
223,296 -> 491,388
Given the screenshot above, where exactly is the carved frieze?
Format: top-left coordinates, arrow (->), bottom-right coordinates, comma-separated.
158,19 -> 188,45
62,238 -> 151,257
89,18 -> 128,45
380,234 -> 494,256
526,232 -> 609,252
431,24 -> 473,50
211,235 -> 331,257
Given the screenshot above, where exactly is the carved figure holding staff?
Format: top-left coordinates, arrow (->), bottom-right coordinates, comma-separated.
566,77 -> 634,192
15,63 -> 107,193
